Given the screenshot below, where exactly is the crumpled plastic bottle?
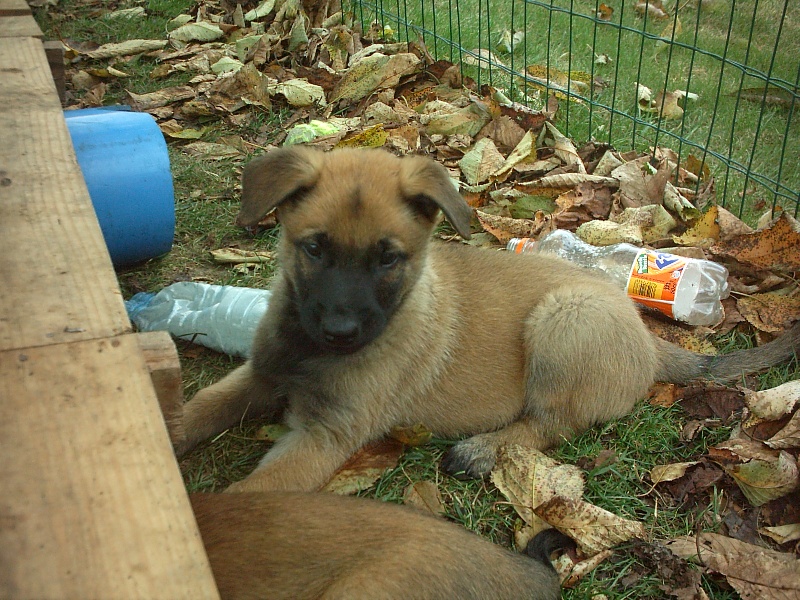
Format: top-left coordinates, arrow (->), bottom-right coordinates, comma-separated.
507,229 -> 730,327
126,282 -> 271,357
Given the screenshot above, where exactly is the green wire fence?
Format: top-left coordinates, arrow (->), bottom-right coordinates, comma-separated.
350,0 -> 800,220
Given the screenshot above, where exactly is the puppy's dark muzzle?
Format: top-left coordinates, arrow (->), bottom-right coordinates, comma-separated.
321,315 -> 361,350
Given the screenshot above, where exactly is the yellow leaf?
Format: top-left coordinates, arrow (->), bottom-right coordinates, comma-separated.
210,248 -> 275,264
335,124 -> 389,149
649,461 -> 700,484
673,204 -> 720,247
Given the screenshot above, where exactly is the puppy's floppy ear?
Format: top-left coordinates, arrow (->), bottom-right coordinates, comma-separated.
236,146 -> 325,226
399,155 -> 473,239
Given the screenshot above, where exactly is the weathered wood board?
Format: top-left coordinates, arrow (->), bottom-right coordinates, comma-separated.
0,32 -> 220,600
0,37 -> 132,351
0,14 -> 42,37
0,0 -> 31,17
0,336 -> 219,598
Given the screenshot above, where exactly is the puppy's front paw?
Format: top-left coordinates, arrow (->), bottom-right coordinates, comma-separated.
441,437 -> 498,480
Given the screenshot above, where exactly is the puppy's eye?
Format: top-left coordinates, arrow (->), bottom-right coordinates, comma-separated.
303,241 -> 323,259
379,250 -> 400,268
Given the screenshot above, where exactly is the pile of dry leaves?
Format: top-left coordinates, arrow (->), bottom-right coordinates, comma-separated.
57,0 -> 800,596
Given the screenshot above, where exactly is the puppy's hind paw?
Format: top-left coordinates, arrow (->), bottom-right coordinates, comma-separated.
441,438 -> 497,480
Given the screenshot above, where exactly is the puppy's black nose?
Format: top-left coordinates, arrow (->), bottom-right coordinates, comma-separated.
322,316 -> 360,346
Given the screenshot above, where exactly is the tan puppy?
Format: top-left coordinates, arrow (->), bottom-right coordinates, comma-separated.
191,492 -> 569,600
179,146 -> 800,492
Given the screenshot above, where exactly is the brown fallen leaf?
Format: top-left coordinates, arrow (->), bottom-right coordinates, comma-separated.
556,182 -> 613,221
649,461 -> 701,485
709,439 -> 799,506
459,138 -> 506,185
727,273 -> 788,296
634,0 -> 669,19
534,496 -> 647,556
716,205 -> 754,240
760,523 -> 800,545
630,538 -> 705,600
389,423 -> 433,446
717,296 -> 746,334
126,85 -> 196,111
642,316 -> 717,355
766,410 -> 800,450
477,115 -> 526,151
210,248 -> 275,264
667,533 -> 800,599
575,449 -> 618,473
491,445 -> 585,534
422,101 -> 494,137
675,381 -> 744,424
612,156 -> 664,208
84,38 -> 167,59
543,122 -> 586,174
475,209 -> 546,243
614,204 -> 677,242
745,380 -> 800,422
647,382 -> 679,407
403,480 -> 445,516
655,17 -> 682,56
660,460 -> 725,504
182,142 -> 242,159
710,213 -> 800,272
555,548 -> 614,588
524,173 -> 619,191
575,219 -> 643,245
320,438 -> 404,495
762,489 -> 800,529
596,3 -> 613,20
736,292 -> 800,334
735,86 -> 798,108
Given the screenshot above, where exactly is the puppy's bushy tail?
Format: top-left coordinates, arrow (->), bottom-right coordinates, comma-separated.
654,320 -> 800,385
524,528 -> 574,570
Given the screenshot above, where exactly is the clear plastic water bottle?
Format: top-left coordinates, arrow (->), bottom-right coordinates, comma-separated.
125,282 -> 271,357
507,229 -> 730,327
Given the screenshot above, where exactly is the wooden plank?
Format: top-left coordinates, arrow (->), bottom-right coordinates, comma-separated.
0,0 -> 30,16
138,330 -> 185,447
0,14 -> 42,37
0,37 -> 131,351
43,40 -> 65,104
0,335 -> 220,599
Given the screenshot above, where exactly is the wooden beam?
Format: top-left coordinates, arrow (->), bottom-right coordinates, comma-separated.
0,14 -> 42,37
138,330 -> 186,447
0,37 -> 132,351
0,335 -> 219,598
43,40 -> 65,104
0,36 -> 219,599
0,0 -> 31,17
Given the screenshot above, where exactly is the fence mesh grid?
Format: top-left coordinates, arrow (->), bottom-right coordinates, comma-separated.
351,0 -> 800,220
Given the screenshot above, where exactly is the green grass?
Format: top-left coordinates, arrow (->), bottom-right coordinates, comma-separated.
356,0 -> 800,222
35,1 -> 800,598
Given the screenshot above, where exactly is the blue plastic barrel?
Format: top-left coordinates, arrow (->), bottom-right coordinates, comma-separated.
64,107 -> 175,267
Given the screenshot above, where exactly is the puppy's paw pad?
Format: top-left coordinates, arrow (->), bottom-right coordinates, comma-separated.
441,441 -> 497,480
